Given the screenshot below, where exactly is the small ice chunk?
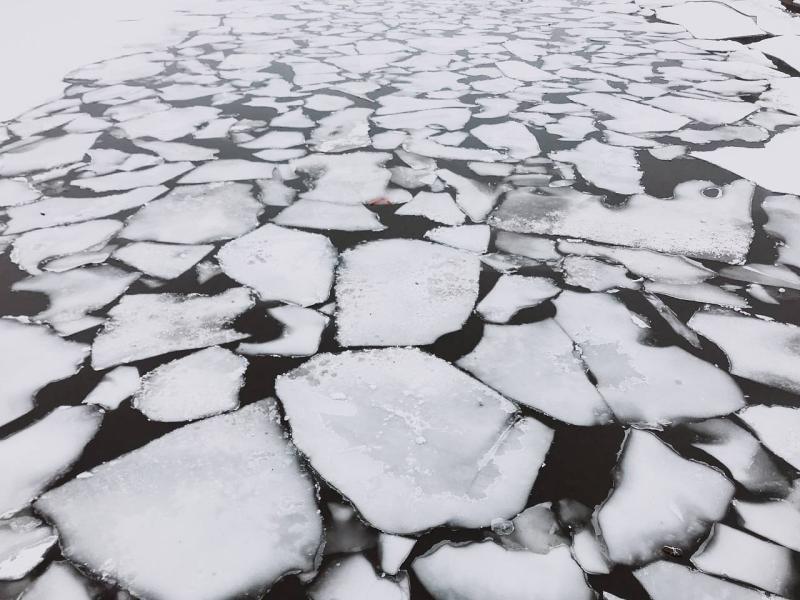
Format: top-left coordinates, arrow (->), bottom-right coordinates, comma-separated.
0,179 -> 41,207
0,406 -> 102,518
133,347 -> 247,422
436,169 -> 499,222
312,108 -> 373,152
470,122 -> 541,159
496,232 -> 560,262
550,139 -> 643,195
122,183 -> 262,244
0,134 -> 99,177
396,192 -> 466,225
656,2 -> 764,39
635,560 -> 778,600
476,275 -> 560,323
0,319 -> 87,426
179,159 -> 277,184
0,515 -> 57,580
424,225 -> 490,254
74,162 -> 193,193
413,541 -> 593,600
273,199 -> 385,231
563,256 -> 638,291
379,534 -> 416,575
293,152 -> 391,205
91,288 -> 254,369
113,242 -> 213,279
19,562 -> 93,600
688,310 -> 800,394
554,292 -> 745,426
647,95 -> 757,125
218,224 -> 336,306
763,194 -> 800,269
556,500 -> 611,575
309,554 -> 409,600
35,401 -> 323,600
692,525 -> 796,597
738,405 -> 800,471
598,430 -> 734,564
237,306 -> 328,356
276,348 -> 553,534
335,239 -> 480,347
735,499 -> 800,553
12,220 -> 122,274
83,366 -> 140,410
458,321 -> 611,426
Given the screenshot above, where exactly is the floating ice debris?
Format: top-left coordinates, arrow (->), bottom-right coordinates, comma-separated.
436,169 -> 499,222
597,430 -> 734,565
470,122 -> 541,159
413,541 -> 593,600
276,348 -> 553,534
117,106 -> 219,141
335,239 -> 480,347
458,321 -> 611,426
293,152 -> 391,205
424,224 -> 490,254
0,406 -> 102,518
83,366 -> 140,410
738,405 -> 800,471
0,319 -> 87,426
475,275 -> 560,323
122,183 -> 262,244
693,128 -> 800,196
4,186 -> 166,234
69,53 -> 166,84
305,94 -> 353,112
179,159 -> 277,184
12,266 -> 140,335
0,134 -> 99,177
258,172 -> 297,206
490,180 -> 754,264
644,281 -> 747,308
309,554 -> 409,600
554,292 -> 744,426
760,79 -> 800,118
647,95 -> 757,125
241,130 -> 305,150
395,192 -> 466,225
563,256 -> 638,292
91,288 -> 254,370
374,108 -> 471,132
686,418 -> 789,495
569,93 -> 689,133
11,220 -> 122,275
763,194 -> 800,269
133,347 -> 246,422
0,179 -> 41,207
551,139 -> 643,195
237,306 -> 328,356
750,35 -> 800,74
273,199 -> 385,232
133,140 -> 218,162
0,514 -> 58,580
688,310 -> 800,394
218,224 -> 336,306
635,560 -> 779,600
404,138 -> 503,163
310,108 -> 373,152
113,242 -> 212,280
42,248 -> 114,273
656,2 -> 765,39
497,60 -> 557,82
19,562 -> 93,600
691,524 -> 796,597
74,162 -> 193,193
35,401 -> 323,600
495,232 -> 560,262
271,108 -> 315,129
379,535 -> 416,576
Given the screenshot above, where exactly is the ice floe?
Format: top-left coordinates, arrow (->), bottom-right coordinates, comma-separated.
475,275 -> 560,323
82,366 -> 140,410
635,560 -> 780,600
237,306 -> 328,356
738,405 -> 800,471
309,555 -> 409,600
424,224 -> 491,254
0,514 -> 58,580
113,242 -> 212,280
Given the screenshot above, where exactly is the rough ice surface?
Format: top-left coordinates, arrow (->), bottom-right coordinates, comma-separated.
476,275 -> 560,323
413,541 -> 594,600
91,288 -> 254,369
237,306 -> 328,357
0,319 -> 88,426
597,430 -> 734,565
218,224 -> 337,306
458,322 -> 612,426
309,554 -> 409,600
335,240 -> 480,347
35,401 -> 323,600
0,406 -> 103,518
133,347 -> 247,422
276,348 -> 553,534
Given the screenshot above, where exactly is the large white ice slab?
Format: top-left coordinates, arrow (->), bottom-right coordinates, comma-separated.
293,152 -> 391,205
656,2 -> 765,39
273,199 -> 385,232
113,242 -> 212,280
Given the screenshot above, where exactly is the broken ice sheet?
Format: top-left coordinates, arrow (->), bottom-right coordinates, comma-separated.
0,405 -> 103,518
335,239 -> 480,347
121,182 -> 262,244
178,159 -> 278,184
458,321 -> 612,426
550,139 -> 643,195
73,162 -> 193,193
83,366 -> 140,410
470,121 -> 541,159
133,347 -> 246,422
635,560 -> 782,600
0,514 -> 58,580
563,256 -> 639,292
237,306 -> 328,357
0,178 -> 41,207
490,180 -> 755,264
424,224 -> 490,254
113,242 -> 213,280
309,554 -> 409,600
395,191 -> 466,225
293,152 -> 391,205
35,401 -> 323,600
738,405 -> 800,471
597,430 -> 734,565
413,540 -> 593,600
91,287 -> 254,370
0,134 -> 99,177
272,199 -> 385,232
476,275 -> 560,323
218,224 -> 337,306
276,348 -> 553,534
644,281 -> 748,308
554,291 -> 744,427
656,1 -> 765,39
688,309 -> 800,394
0,319 -> 87,426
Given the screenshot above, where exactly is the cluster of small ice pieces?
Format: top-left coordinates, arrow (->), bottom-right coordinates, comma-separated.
1,0 -> 800,597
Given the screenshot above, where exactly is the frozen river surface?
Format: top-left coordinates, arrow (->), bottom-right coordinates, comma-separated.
1,0 -> 800,598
